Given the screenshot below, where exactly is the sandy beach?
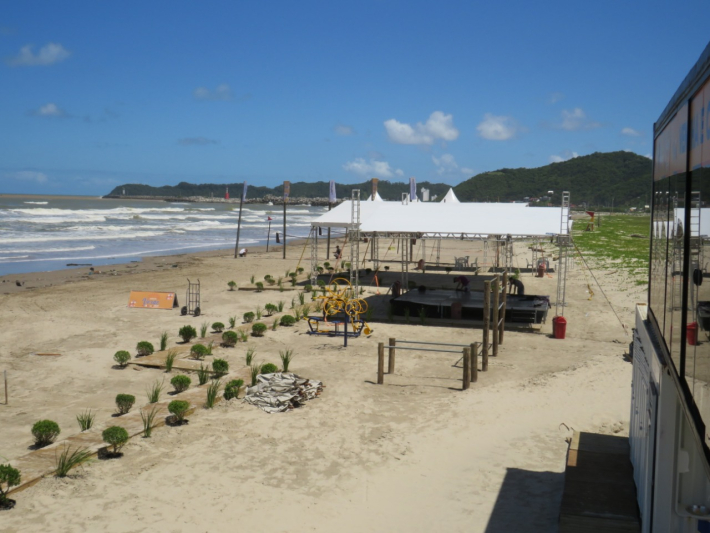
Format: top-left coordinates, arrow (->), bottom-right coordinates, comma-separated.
0,238 -> 643,532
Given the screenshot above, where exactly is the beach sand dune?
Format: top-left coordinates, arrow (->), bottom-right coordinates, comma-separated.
0,242 -> 642,532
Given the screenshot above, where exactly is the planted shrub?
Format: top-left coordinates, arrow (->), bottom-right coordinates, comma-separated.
32,420 -> 60,447
113,350 -> 131,368
212,358 -> 229,377
222,330 -> 238,347
179,325 -> 197,343
136,341 -> 154,356
228,280 -> 237,291
280,314 -> 296,326
0,464 -> 21,507
76,409 -> 95,431
252,323 -> 267,337
190,343 -> 208,360
243,311 -> 255,323
323,261 -> 331,269
250,274 -> 255,284
224,379 -> 244,400
229,316 -> 236,328
212,322 -> 225,333
171,374 -> 191,393
255,281 -> 264,292
115,394 -> 136,415
265,303 -> 278,316
304,284 -> 313,292
265,275 -> 275,285
102,426 -> 129,456
260,363 -> 278,375
168,400 -> 190,424
297,267 -> 304,274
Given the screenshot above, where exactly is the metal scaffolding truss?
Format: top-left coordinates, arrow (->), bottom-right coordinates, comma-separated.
349,190 -> 361,295
555,191 -> 571,316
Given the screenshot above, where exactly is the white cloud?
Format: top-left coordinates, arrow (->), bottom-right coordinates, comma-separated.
7,43 -> 70,66
384,111 -> 459,145
549,150 -> 579,163
476,114 -> 518,141
334,124 -> 355,136
558,108 -> 600,131
6,170 -> 48,183
193,83 -> 233,101
621,127 -> 643,137
31,102 -> 67,117
432,153 -> 473,176
178,137 -> 219,146
548,92 -> 565,104
343,158 -> 404,178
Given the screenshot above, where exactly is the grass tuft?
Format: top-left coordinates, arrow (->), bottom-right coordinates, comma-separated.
76,409 -> 95,432
141,405 -> 160,438
200,322 -> 208,338
164,349 -> 177,373
229,316 -> 236,328
197,364 -> 210,385
250,363 -> 261,386
146,379 -> 165,403
205,379 -> 221,409
279,349 -> 294,372
55,446 -> 93,477
160,331 -> 169,351
245,346 -> 256,366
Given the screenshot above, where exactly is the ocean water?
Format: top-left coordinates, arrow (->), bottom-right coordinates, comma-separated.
0,195 -> 327,276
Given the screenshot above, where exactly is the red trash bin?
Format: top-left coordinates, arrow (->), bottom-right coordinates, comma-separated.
687,321 -> 698,346
537,263 -> 546,277
552,316 -> 567,339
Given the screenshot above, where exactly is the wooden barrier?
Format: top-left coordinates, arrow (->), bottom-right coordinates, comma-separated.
377,343 -> 385,384
483,280 -> 490,367
388,337 -> 396,374
463,347 -> 470,390
492,275 -> 500,357
470,343 -> 478,383
500,271 -> 508,344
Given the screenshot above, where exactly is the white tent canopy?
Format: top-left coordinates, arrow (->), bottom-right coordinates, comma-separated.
311,200 -> 567,238
440,188 -> 460,203
366,191 -> 384,202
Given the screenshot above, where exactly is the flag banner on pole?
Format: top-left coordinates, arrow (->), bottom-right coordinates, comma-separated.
329,180 -> 336,203
268,216 -> 273,221
283,181 -> 291,201
371,178 -> 379,199
409,177 -> 416,201
242,181 -> 248,201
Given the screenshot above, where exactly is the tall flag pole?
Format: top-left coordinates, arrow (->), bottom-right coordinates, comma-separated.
266,216 -> 273,252
327,180 -> 336,259
233,182 -> 247,258
282,181 -> 290,259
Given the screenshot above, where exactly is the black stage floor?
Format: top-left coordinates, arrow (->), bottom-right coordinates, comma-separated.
391,289 -> 550,324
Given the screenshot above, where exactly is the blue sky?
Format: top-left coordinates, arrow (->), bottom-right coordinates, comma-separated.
1,1 -> 708,196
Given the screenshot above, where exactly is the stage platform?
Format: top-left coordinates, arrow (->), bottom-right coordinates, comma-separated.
391,289 -> 550,324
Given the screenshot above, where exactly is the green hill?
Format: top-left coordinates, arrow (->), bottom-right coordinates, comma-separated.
106,180 -> 452,201
454,151 -> 651,207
